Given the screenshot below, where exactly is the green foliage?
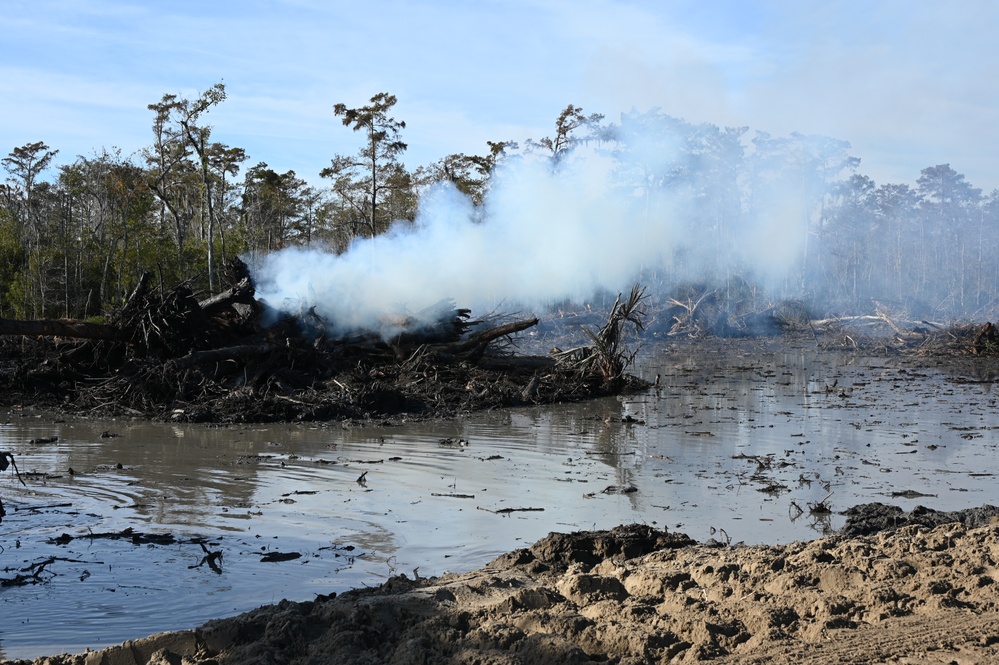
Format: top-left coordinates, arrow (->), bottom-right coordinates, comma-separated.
530,104 -> 606,166
415,143 -> 515,207
0,216 -> 24,316
3,272 -> 28,319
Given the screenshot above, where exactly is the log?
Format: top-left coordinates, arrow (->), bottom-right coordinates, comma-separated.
441,317 -> 539,358
390,317 -> 478,346
198,277 -> 256,315
0,317 -> 120,341
380,301 -> 477,346
973,322 -> 997,354
475,354 -> 556,371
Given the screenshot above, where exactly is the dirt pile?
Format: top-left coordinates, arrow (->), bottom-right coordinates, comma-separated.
15,512 -> 999,665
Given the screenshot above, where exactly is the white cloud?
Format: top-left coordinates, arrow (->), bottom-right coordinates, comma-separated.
1,0 -> 996,189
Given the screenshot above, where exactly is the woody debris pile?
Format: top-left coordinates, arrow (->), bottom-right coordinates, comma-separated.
0,260 -> 648,423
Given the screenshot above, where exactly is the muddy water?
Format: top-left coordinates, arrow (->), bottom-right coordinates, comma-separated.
2,346 -> 998,659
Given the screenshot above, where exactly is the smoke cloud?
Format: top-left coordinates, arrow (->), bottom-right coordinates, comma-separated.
250,124 -> 817,334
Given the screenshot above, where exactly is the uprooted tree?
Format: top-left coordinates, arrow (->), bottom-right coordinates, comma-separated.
0,259 -> 648,423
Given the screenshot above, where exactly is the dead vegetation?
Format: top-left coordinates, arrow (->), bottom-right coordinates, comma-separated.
550,284 -> 647,392
3,260 -> 998,425
621,283 -> 999,358
0,259 -> 648,423
810,304 -> 999,357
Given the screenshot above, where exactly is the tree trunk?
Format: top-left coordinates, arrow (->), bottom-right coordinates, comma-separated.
440,318 -> 539,358
197,277 -> 255,315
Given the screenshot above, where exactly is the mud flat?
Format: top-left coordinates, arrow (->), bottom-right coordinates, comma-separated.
8,505 -> 999,665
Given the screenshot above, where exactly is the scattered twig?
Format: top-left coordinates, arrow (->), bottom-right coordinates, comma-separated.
476,506 -> 545,514
709,526 -> 732,546
1,556 -> 92,587
189,541 -> 224,574
808,493 -> 834,515
789,500 -> 805,519
1,451 -> 28,486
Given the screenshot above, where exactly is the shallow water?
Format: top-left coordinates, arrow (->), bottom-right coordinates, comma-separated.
1,346 -> 998,659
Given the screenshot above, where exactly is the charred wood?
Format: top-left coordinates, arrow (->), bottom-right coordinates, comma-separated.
475,354 -> 557,371
0,267 -> 645,422
197,277 -> 256,315
973,322 -> 998,354
440,318 -> 540,359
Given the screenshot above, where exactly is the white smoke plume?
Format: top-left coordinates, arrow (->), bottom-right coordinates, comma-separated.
250,128 -> 814,334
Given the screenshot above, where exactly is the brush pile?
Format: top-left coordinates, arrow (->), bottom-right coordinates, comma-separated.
0,259 -> 648,423
615,283 -> 999,357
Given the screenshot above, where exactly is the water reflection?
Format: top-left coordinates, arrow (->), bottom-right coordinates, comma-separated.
2,348 -> 999,658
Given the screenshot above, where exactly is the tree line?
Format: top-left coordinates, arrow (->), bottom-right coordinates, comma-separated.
1,83 -> 996,322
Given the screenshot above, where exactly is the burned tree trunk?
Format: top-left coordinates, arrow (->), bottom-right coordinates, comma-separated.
973,322 -> 998,354
169,343 -> 277,370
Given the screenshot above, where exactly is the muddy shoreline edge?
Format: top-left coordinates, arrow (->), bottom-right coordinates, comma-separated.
7,503 -> 999,665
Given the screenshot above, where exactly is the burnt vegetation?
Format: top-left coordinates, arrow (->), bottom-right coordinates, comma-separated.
2,258 -> 997,424
0,258 -> 649,423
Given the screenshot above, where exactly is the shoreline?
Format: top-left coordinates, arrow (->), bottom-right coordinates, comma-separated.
8,507 -> 999,665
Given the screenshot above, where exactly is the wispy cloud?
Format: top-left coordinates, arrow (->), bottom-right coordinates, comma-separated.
1,0 -> 996,188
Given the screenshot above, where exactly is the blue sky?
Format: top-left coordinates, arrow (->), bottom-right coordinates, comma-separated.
2,0 -> 997,190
